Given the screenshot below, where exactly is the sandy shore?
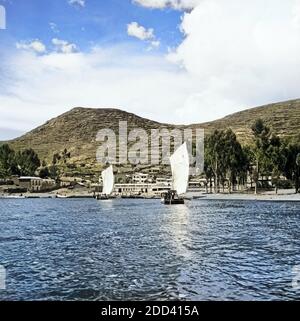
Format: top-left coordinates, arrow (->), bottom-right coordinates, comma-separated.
188,189 -> 300,202
0,188 -> 94,199
1,189 -> 300,201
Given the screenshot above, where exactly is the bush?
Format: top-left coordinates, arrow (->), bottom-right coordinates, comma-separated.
277,179 -> 293,189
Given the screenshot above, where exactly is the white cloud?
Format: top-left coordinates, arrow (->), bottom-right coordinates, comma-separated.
16,40 -> 46,54
0,45 -> 197,135
3,0 -> 300,139
151,40 -> 160,48
133,0 -> 201,10
68,0 -> 85,7
52,38 -> 78,54
127,22 -> 155,41
167,0 -> 300,118
127,22 -> 160,49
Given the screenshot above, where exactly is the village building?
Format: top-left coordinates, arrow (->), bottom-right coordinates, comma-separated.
132,173 -> 149,184
14,177 -> 56,192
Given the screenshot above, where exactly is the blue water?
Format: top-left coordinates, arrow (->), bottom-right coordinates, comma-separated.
0,198 -> 299,301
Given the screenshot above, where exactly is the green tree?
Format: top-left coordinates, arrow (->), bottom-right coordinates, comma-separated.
39,167 -> 50,179
267,135 -> 285,194
0,144 -> 18,177
282,141 -> 300,193
205,129 -> 247,193
16,149 -> 41,176
222,129 -> 246,193
205,130 -> 225,193
49,165 -> 59,180
0,161 -> 7,178
52,149 -> 71,166
204,151 -> 214,193
251,119 -> 289,194
51,149 -> 71,178
251,119 -> 272,194
240,145 -> 254,190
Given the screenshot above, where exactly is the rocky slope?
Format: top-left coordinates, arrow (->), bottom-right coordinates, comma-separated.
7,99 -> 300,172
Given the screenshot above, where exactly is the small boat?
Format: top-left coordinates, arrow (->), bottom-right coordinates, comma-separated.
0,195 -> 26,199
57,194 -> 69,199
96,194 -> 110,200
162,190 -> 185,205
162,142 -> 190,205
96,165 -> 114,200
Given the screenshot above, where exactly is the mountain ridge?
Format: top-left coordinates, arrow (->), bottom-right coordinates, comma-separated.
190,98 -> 300,142
6,99 -> 300,172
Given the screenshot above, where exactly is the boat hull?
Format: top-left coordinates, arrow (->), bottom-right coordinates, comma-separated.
162,190 -> 185,205
95,194 -> 116,200
163,198 -> 185,205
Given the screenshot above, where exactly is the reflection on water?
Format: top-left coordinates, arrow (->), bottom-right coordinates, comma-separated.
0,198 -> 300,301
165,204 -> 191,260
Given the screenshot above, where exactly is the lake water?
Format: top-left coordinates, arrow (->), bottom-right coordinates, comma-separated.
0,198 -> 300,301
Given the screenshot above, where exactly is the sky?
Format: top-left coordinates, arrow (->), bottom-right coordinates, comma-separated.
0,0 -> 300,140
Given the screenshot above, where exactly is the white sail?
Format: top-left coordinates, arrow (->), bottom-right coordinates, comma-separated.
101,165 -> 114,195
170,142 -> 190,195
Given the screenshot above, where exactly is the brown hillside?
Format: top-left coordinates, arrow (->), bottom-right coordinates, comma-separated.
8,99 -> 300,172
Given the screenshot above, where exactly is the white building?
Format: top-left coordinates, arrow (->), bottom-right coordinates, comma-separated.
132,173 -> 149,184
155,177 -> 172,186
114,182 -> 171,197
114,183 -> 151,195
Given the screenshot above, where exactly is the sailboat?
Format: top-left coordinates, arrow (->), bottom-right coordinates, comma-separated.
162,142 -> 190,205
96,165 -> 115,200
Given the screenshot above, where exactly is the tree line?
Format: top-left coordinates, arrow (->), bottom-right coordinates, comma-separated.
204,119 -> 300,194
1,119 -> 299,194
0,145 -> 71,180
0,146 -> 40,177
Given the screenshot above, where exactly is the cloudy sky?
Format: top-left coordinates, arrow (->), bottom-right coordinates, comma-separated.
0,0 -> 300,140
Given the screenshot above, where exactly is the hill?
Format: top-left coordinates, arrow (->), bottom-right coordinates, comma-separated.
7,99 -> 300,173
193,99 -> 300,143
8,107 -> 175,174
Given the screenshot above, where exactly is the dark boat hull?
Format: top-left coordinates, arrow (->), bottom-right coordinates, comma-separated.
162,190 -> 185,205
163,198 -> 185,205
95,195 -> 115,200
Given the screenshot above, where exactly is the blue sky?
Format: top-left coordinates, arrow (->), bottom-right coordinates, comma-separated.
1,0 -> 300,140
0,0 -> 186,140
1,0 -> 182,52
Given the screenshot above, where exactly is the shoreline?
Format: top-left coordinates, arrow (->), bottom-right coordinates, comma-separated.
188,189 -> 300,202
0,190 -> 300,202
191,194 -> 300,202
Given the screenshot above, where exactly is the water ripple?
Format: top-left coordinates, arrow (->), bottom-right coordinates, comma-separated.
0,198 -> 299,300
